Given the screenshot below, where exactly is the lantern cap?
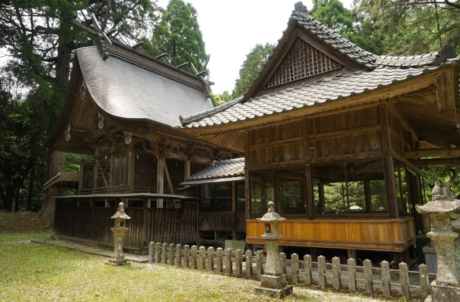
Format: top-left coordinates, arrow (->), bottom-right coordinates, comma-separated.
111,202 -> 131,219
257,201 -> 285,223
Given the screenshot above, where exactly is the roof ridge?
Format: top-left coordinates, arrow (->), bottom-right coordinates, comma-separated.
179,96 -> 244,126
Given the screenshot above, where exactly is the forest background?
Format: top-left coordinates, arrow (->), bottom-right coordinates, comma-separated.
0,0 -> 459,213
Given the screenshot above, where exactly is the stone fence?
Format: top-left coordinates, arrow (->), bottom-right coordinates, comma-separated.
148,242 -> 432,300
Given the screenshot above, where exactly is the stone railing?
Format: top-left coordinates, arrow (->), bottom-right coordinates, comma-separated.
148,242 -> 432,300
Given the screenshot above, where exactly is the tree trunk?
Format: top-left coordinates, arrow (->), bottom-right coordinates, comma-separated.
14,186 -> 20,212
27,167 -> 35,211
4,185 -> 14,212
39,150 -> 65,218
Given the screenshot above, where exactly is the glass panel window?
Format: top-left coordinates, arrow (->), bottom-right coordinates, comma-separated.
200,184 -> 212,210
280,171 -> 304,214
370,179 -> 387,212
200,183 -> 231,211
236,183 -> 245,209
313,160 -> 387,215
214,183 -> 232,211
250,172 -> 274,216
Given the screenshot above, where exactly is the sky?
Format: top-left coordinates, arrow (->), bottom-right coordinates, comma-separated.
155,0 -> 355,94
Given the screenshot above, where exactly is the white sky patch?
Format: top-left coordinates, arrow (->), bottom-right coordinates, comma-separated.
155,0 -> 355,94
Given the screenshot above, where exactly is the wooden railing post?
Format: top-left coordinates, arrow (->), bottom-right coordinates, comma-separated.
304,254 -> 312,286
381,260 -> 391,297
245,250 -> 252,278
318,255 -> 326,288
419,264 -> 430,300
291,253 -> 299,284
191,245 -> 197,269
149,242 -> 154,263
399,262 -> 410,299
348,258 -> 356,291
225,248 -> 233,276
332,257 -> 340,290
183,245 -> 190,268
216,247 -> 223,273
175,244 -> 181,267
207,247 -> 214,272
364,259 -> 373,294
199,246 -> 206,270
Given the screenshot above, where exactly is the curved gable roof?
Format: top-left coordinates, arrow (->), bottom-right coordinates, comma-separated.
77,46 -> 213,128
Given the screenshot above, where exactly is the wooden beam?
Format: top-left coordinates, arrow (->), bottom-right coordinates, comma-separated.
161,158 -> 174,195
413,158 -> 460,166
392,151 -> 424,175
97,160 -> 109,188
404,148 -> 460,159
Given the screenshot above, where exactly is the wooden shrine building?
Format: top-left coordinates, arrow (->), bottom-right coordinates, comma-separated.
179,2 -> 460,264
45,33 -> 242,253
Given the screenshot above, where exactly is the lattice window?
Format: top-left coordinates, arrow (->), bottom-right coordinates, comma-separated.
266,38 -> 342,88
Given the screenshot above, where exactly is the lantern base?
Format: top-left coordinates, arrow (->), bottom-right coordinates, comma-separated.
254,285 -> 293,299
107,256 -> 128,266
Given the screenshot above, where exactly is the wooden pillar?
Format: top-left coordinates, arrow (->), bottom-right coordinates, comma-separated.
93,147 -> 99,189
383,156 -> 398,218
305,164 -> 314,220
142,197 -> 148,248
157,157 -> 165,208
184,160 -> 191,179
232,181 -> 236,240
347,249 -> 357,260
127,149 -> 135,192
244,130 -> 251,221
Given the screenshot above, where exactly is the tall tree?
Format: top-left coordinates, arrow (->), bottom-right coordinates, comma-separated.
140,0 -> 207,74
356,0 -> 460,54
0,0 -> 159,212
232,43 -> 274,99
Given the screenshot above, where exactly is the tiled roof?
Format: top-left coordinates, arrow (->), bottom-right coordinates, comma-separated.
290,11 -> 377,68
185,158 -> 245,181
184,64 -> 446,128
376,51 -> 440,67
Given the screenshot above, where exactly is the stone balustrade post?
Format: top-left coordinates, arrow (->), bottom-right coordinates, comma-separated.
168,243 -> 174,265
207,247 -> 214,272
381,260 -> 390,297
199,246 -> 206,270
332,257 -> 340,290
161,243 -> 167,264
364,259 -> 373,294
291,253 -> 299,284
183,245 -> 189,268
149,242 -> 154,263
419,264 -> 430,300
235,249 -> 242,277
318,255 -> 326,288
279,252 -> 286,274
304,254 -> 312,286
399,262 -> 410,299
225,248 -> 233,276
175,244 -> 181,267
348,258 -> 356,291
216,248 -> 223,273
245,250 -> 252,278
190,245 -> 197,269
155,242 -> 161,264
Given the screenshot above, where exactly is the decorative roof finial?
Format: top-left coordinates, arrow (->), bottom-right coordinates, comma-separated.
294,2 -> 307,13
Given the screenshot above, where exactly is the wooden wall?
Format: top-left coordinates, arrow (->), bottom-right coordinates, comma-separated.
245,104 -> 415,169
246,218 -> 415,252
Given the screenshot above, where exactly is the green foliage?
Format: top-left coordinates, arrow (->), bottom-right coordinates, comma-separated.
355,0 -> 460,55
140,0 -> 207,75
312,0 -> 354,36
58,153 -> 94,174
232,43 -> 274,99
0,1 -> 159,212
421,164 -> 460,202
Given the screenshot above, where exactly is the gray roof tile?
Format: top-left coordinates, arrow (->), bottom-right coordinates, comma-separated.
184,64 -> 454,129
185,158 -> 245,181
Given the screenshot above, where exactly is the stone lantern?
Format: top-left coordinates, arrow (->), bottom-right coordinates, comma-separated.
254,201 -> 293,298
108,202 -> 131,266
417,198 -> 460,301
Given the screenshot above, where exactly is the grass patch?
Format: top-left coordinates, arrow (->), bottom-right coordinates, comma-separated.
1,233 -> 411,302
0,211 -> 53,234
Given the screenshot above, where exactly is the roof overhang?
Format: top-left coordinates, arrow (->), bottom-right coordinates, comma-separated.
43,172 -> 80,191
181,176 -> 245,186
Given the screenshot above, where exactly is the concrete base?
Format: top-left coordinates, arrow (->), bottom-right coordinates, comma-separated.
107,256 -> 128,266
430,280 -> 460,302
261,274 -> 287,288
423,244 -> 437,274
254,286 -> 293,299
